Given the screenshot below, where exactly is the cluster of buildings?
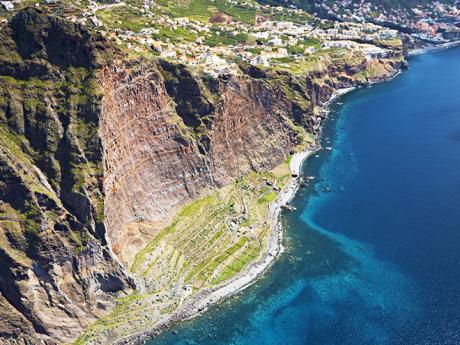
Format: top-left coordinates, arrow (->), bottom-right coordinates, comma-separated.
1,0 -> 59,12
66,1 -> 401,76
123,17 -> 397,74
311,22 -> 399,42
2,0 -> 457,76
315,0 -> 460,44
411,3 -> 460,43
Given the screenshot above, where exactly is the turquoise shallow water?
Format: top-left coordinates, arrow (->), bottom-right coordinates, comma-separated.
147,46 -> 460,345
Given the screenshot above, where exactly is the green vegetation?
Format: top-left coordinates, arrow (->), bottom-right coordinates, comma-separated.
375,38 -> 404,49
258,3 -> 314,24
270,52 -> 328,75
287,38 -> 321,55
77,161 -> 293,344
258,190 -> 278,203
212,238 -> 260,284
130,166 -> 292,289
155,0 -> 257,24
130,179 -> 267,288
97,5 -> 151,32
92,0 -> 260,51
152,26 -> 197,43
354,59 -> 395,82
0,16 -> 106,259
224,3 -> 257,24
205,28 -> 249,46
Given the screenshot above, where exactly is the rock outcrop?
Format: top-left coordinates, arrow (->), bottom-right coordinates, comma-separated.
0,8 -> 406,345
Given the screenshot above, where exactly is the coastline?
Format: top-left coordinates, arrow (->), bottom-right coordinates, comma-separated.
120,150 -> 317,344
80,43 -> 454,344
141,39 -> 460,345
408,40 -> 460,56
119,86 -> 357,345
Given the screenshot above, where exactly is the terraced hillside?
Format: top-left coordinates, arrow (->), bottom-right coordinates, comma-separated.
75,161 -> 297,344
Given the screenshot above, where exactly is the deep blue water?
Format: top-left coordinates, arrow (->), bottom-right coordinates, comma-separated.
148,46 -> 460,345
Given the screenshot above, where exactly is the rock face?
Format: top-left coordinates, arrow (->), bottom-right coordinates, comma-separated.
100,61 -> 304,266
0,9 -> 133,345
100,55 -> 405,268
0,8 -> 406,345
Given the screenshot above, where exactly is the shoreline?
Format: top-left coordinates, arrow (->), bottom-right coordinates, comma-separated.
121,149 -> 318,344
118,35 -> 460,345
116,40 -> 459,345
408,40 -> 460,56
119,86 -> 357,345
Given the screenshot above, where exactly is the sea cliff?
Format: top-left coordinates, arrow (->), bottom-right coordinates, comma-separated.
0,8 -> 406,345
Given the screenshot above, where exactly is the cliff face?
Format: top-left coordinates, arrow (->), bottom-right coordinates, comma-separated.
0,8 -> 406,345
100,55 -> 405,268
100,61 -> 305,266
0,9 -> 133,344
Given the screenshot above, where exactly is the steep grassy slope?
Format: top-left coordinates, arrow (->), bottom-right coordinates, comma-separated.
75,163 -> 296,344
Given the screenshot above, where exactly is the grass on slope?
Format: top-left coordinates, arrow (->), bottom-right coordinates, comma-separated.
75,162 -> 292,344
130,167 -> 290,289
155,0 -> 257,24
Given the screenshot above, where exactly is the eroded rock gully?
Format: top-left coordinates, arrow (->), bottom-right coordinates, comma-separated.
0,8 -> 133,345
